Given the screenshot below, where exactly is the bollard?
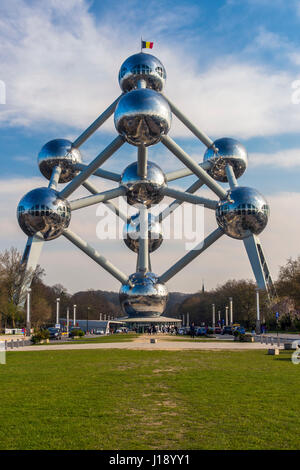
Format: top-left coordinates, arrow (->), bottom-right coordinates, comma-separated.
22,339 -> 25,347
270,337 -> 273,346
277,337 -> 280,347
10,340 -> 13,349
17,339 -> 19,348
268,348 -> 279,355
260,335 -> 263,344
4,340 -> 7,350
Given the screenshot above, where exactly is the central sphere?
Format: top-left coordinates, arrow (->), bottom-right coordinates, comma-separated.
114,88 -> 171,146
124,213 -> 163,253
120,161 -> 166,207
17,187 -> 71,240
216,186 -> 269,239
38,139 -> 82,183
204,137 -> 248,182
119,52 -> 166,92
119,272 -> 168,318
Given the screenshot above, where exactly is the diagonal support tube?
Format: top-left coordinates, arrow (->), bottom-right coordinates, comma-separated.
62,228 -> 130,285
75,163 -> 120,182
225,164 -> 238,189
48,166 -> 62,190
161,187 -> 218,210
161,135 -> 227,200
82,181 -> 129,222
69,186 -> 126,211
159,227 -> 224,283
158,179 -> 204,223
162,94 -> 217,150
59,135 -> 125,199
72,95 -> 122,148
165,161 -> 212,182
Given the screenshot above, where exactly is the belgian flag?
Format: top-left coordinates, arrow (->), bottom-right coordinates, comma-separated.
141,40 -> 153,49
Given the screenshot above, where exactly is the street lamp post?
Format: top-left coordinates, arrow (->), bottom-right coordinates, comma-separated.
56,298 -> 60,326
87,307 -> 90,334
26,288 -> 31,336
229,297 -> 233,325
225,306 -> 228,326
66,307 -> 70,335
212,304 -> 215,328
256,288 -> 261,334
73,304 -> 77,327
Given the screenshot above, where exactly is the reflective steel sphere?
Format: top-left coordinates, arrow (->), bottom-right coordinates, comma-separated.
124,213 -> 163,253
114,88 -> 171,146
119,52 -> 166,92
17,187 -> 71,240
38,139 -> 82,183
120,161 -> 166,207
216,187 -> 269,240
119,272 -> 168,317
204,138 -> 248,182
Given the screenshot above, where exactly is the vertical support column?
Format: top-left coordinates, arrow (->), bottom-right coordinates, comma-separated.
26,289 -> 31,336
212,304 -> 216,328
137,146 -> 148,179
137,205 -> 149,273
229,297 -> 233,325
256,288 -> 261,334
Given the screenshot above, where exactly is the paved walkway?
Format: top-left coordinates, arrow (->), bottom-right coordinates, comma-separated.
10,336 -> 279,352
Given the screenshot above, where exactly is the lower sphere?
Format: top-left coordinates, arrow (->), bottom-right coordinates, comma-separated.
119,272 -> 168,318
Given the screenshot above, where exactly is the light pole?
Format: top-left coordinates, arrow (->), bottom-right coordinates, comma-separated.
218,310 -> 221,325
66,307 -> 70,335
256,288 -> 261,334
225,306 -> 228,326
212,304 -> 215,328
87,307 -> 90,334
229,297 -> 233,325
26,288 -> 31,336
73,304 -> 77,327
56,298 -> 60,326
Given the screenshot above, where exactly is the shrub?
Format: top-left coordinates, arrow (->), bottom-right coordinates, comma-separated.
70,329 -> 84,337
31,329 -> 50,344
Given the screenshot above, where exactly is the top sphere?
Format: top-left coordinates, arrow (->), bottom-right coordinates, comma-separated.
38,139 -> 82,183
203,137 -> 248,182
119,52 -> 166,92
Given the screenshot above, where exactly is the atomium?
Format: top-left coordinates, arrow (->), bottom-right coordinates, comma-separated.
38,139 -> 82,183
17,187 -> 71,240
114,88 -> 171,146
216,187 -> 269,240
119,272 -> 168,317
15,47 -> 276,322
120,161 -> 166,207
124,212 -> 163,253
119,52 -> 166,92
203,137 -> 248,182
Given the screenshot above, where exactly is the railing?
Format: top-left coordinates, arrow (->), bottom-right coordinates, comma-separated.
254,335 -> 297,347
3,339 -> 32,349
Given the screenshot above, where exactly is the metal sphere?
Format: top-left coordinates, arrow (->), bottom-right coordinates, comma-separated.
119,52 -> 166,92
114,88 -> 171,146
17,187 -> 71,240
119,272 -> 168,318
123,213 -> 163,253
120,161 -> 166,207
204,138 -> 248,182
216,187 -> 269,240
38,139 -> 82,183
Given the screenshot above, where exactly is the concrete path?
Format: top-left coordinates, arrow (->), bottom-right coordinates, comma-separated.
10,337 -> 279,352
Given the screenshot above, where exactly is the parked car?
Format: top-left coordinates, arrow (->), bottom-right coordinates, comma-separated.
196,327 -> 207,336
221,326 -> 234,335
95,328 -> 105,335
47,327 -> 61,340
178,327 -> 190,335
214,326 -> 222,334
234,326 -> 246,335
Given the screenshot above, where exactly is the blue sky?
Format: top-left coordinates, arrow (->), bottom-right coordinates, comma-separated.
1,0 -> 300,294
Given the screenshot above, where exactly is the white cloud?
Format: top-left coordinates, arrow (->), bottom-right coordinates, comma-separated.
0,0 -> 299,140
250,148 -> 300,168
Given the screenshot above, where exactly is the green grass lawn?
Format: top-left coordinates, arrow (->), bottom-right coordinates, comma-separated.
1,349 -> 300,450
40,333 -> 139,345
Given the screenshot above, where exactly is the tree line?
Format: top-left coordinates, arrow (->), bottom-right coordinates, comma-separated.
0,247 -> 300,331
